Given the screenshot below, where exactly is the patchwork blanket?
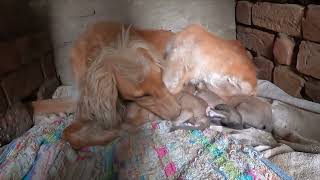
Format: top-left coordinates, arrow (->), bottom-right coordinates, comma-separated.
0,113 -> 291,180
5,79 -> 319,179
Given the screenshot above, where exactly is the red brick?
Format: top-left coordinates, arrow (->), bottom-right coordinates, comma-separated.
0,102 -> 33,145
236,1 -> 252,25
305,79 -> 320,103
0,42 -> 21,75
41,53 -> 57,79
302,5 -> 320,43
15,32 -> 51,64
252,2 -> 304,37
273,33 -> 295,65
1,61 -> 44,105
252,56 -> 274,81
297,41 -> 320,79
0,88 -> 8,117
273,66 -> 305,97
237,26 -> 275,59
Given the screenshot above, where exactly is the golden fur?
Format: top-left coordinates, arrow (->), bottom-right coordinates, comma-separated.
36,22 -> 258,149
125,24 -> 259,130
63,22 -> 181,149
162,24 -> 257,99
75,28 -> 163,129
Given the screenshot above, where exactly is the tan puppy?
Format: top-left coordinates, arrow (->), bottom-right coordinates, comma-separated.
196,87 -> 272,132
169,84 -> 272,132
124,89 -> 211,132
171,91 -> 210,131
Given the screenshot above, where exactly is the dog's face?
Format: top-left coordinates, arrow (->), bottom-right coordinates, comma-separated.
116,48 -> 181,121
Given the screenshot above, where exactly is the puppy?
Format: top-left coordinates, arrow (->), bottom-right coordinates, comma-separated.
124,87 -> 211,132
168,83 -> 272,132
170,91 -> 210,131
125,82 -> 272,133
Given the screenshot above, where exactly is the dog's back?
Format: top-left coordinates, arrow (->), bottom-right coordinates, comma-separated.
71,22 -> 175,85
163,24 -> 257,98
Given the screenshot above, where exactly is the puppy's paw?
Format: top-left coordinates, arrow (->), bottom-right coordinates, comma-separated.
173,110 -> 193,124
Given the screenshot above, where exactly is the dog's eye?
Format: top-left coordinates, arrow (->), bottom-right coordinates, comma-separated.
135,93 -> 151,99
144,93 -> 151,97
135,95 -> 144,99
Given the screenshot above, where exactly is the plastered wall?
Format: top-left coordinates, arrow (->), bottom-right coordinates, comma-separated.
30,0 -> 236,85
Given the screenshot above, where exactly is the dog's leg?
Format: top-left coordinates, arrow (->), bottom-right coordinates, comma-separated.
193,117 -> 211,130
169,116 -> 211,132
120,122 -> 142,133
174,110 -> 193,124
278,139 -> 320,154
276,131 -> 320,153
62,120 -> 120,150
169,110 -> 194,132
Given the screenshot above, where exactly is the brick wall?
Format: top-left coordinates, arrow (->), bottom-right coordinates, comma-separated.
0,0 -> 59,146
236,0 -> 320,103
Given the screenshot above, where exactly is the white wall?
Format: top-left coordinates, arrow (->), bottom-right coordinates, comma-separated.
30,0 -> 236,85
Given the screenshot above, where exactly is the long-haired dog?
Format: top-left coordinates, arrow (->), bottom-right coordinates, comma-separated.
34,22 -> 258,149
32,22 -> 320,154
62,22 -> 181,149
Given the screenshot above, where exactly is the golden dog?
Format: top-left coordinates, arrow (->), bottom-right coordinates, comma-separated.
32,22 -> 259,149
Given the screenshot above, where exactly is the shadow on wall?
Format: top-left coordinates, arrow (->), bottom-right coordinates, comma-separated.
29,0 -> 236,85
0,0 -> 49,41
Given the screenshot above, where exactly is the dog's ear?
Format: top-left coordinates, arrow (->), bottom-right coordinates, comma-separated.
77,59 -> 119,129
